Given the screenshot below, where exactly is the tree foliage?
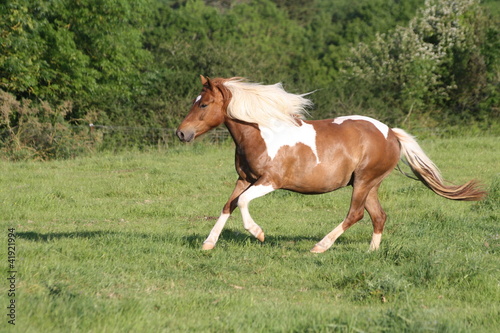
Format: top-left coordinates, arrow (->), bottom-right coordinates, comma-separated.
1,0 -> 153,119
341,0 -> 499,124
1,0 -> 499,159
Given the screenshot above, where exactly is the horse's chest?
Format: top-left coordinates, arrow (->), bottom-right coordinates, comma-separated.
234,146 -> 267,181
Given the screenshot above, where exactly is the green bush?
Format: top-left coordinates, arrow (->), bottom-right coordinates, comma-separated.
0,0 -> 498,159
339,0 -> 500,126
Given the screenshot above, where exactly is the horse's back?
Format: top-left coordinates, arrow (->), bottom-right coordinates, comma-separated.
310,117 -> 401,178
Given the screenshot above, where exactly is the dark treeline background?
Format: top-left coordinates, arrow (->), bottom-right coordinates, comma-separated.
1,0 -> 499,159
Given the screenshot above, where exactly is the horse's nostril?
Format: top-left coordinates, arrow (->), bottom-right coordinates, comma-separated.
176,129 -> 195,142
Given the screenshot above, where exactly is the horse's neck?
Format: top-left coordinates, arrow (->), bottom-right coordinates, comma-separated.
224,118 -> 262,147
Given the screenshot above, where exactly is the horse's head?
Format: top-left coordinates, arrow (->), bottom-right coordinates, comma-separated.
176,75 -> 231,143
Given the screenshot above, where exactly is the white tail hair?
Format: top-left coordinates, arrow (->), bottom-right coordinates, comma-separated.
392,128 -> 486,201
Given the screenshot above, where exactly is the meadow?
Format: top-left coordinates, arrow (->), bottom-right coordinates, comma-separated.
1,135 -> 499,332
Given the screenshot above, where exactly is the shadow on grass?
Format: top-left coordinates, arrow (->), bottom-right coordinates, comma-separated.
17,231 -> 118,242
18,229 -> 356,249
182,229 -> 256,248
182,228 -> 351,249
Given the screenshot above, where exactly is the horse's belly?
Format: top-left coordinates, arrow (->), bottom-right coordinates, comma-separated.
266,143 -> 355,193
279,162 -> 353,194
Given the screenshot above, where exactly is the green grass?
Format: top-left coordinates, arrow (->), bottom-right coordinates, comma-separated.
1,137 -> 499,332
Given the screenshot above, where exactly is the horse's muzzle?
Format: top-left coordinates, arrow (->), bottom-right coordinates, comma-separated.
176,129 -> 195,143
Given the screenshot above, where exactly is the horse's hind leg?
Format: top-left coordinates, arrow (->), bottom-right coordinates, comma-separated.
311,184 -> 370,253
364,185 -> 387,251
202,178 -> 250,250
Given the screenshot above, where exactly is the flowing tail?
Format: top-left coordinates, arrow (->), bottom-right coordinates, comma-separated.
392,128 -> 486,201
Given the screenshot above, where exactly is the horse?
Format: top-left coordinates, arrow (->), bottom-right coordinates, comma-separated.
176,76 -> 486,253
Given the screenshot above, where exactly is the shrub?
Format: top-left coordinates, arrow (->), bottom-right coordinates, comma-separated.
0,90 -> 97,160
340,0 -> 499,125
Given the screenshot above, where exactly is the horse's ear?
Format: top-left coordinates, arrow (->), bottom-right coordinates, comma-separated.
200,75 -> 208,86
200,75 -> 215,90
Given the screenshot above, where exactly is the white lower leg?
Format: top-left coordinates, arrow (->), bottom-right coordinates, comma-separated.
241,210 -> 265,242
311,222 -> 345,253
369,233 -> 382,251
238,184 -> 274,242
202,213 -> 230,250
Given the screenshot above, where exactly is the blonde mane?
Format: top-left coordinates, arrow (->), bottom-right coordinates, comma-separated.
222,78 -> 313,127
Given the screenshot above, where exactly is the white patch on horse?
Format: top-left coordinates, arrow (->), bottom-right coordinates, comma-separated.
238,184 -> 274,241
194,95 -> 202,104
333,115 -> 389,139
259,120 -> 320,164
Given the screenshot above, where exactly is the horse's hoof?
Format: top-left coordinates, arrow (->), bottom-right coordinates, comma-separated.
202,242 -> 215,250
256,231 -> 265,243
310,244 -> 327,253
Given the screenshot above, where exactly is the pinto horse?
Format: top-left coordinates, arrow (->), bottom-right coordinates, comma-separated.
176,76 -> 486,253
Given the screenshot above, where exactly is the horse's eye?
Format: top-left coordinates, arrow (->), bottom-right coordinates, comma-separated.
200,103 -> 208,109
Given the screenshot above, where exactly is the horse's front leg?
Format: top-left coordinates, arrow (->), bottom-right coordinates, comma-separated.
202,178 -> 250,250
237,181 -> 275,242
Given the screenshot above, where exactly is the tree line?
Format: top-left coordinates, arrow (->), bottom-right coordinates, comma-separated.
1,0 -> 499,159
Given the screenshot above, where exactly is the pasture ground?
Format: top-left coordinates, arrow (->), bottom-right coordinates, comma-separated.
1,136 -> 499,332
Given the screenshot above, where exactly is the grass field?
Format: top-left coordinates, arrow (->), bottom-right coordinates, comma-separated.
1,136 -> 499,332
